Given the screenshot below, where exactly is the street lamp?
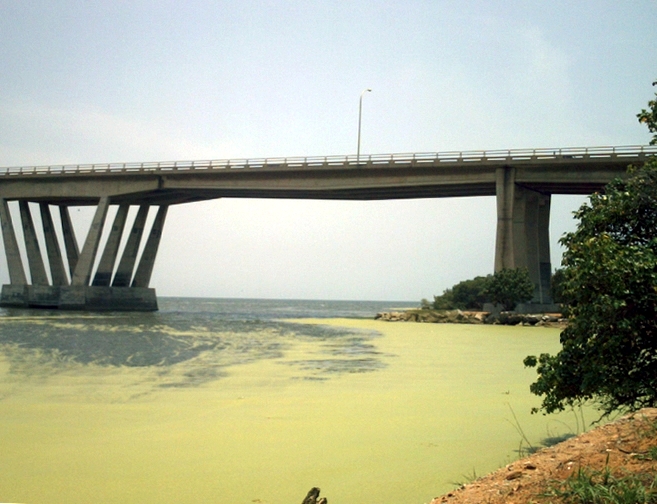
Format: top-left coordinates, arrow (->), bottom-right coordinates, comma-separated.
357,88 -> 372,166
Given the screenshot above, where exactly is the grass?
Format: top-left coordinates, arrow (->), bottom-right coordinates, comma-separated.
635,446 -> 657,462
449,468 -> 478,488
543,464 -> 657,504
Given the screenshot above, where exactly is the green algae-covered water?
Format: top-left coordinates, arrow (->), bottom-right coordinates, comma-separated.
0,299 -> 591,504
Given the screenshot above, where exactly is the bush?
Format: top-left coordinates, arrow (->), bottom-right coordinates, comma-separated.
451,275 -> 491,310
484,268 -> 534,311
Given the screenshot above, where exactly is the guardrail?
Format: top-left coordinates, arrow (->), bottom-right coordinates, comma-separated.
1,145 -> 655,177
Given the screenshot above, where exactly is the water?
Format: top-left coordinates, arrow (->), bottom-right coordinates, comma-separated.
0,298 -> 586,504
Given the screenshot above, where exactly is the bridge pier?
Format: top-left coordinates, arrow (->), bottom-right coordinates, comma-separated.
0,198 -> 167,311
495,166 -> 554,307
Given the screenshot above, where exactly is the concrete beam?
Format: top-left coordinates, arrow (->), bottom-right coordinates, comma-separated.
92,204 -> 129,286
39,203 -> 69,286
19,201 -> 49,286
59,206 -> 80,278
132,205 -> 168,288
112,205 -> 148,287
71,196 -> 109,286
0,199 -> 27,285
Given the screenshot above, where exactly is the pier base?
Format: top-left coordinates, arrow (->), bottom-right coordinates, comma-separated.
0,285 -> 158,311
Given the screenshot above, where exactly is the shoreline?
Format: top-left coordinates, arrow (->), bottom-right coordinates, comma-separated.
375,308 -> 567,328
428,408 -> 657,504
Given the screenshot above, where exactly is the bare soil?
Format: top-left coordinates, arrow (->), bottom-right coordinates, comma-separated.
430,408 -> 657,504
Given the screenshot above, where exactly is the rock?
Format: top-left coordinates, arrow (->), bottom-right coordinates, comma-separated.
375,309 -> 567,327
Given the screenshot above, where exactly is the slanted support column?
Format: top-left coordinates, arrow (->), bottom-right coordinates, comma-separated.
0,198 -> 27,285
92,204 -> 129,286
59,206 -> 80,278
72,196 -> 110,286
112,205 -> 149,287
132,205 -> 168,288
40,203 -> 69,286
19,201 -> 49,286
494,167 -> 553,304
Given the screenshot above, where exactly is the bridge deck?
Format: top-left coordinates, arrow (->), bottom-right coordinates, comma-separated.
1,145 -> 654,205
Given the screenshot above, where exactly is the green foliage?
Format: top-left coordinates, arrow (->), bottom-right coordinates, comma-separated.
637,81 -> 657,145
426,270 -> 533,312
551,268 -> 567,304
431,288 -> 455,310
525,158 -> 657,416
484,268 -> 534,311
450,275 -> 491,310
543,466 -> 657,504
428,275 -> 492,310
525,87 -> 657,416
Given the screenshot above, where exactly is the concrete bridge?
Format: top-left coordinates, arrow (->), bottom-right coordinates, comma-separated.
1,145 -> 655,311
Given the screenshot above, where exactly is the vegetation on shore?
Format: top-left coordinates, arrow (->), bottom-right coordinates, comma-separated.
524,81 -> 657,418
421,267 -> 535,312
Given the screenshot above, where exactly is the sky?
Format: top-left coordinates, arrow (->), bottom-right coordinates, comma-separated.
0,1 -> 656,301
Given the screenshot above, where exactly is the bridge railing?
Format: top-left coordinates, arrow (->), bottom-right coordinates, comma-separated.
2,145 -> 656,176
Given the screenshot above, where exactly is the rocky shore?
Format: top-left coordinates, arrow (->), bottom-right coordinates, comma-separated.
375,309 -> 566,327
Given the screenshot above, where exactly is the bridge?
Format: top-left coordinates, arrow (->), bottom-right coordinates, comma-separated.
1,145 -> 655,311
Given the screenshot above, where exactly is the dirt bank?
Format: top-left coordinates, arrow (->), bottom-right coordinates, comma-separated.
429,408 -> 657,504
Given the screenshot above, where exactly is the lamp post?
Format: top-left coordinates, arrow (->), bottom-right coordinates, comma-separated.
357,88 -> 372,166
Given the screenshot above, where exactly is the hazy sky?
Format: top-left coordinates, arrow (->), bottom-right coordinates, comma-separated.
1,1 -> 656,301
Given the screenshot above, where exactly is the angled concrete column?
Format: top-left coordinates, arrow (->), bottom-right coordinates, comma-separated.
19,201 -> 49,286
0,198 -> 27,285
39,203 -> 69,286
72,196 -> 110,286
59,206 -> 80,278
92,204 -> 129,286
132,205 -> 168,288
112,205 -> 149,287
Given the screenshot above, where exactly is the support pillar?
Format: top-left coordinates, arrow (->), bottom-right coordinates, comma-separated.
59,206 -> 80,278
0,198 -> 27,285
132,205 -> 168,288
19,201 -> 49,286
112,205 -> 148,287
40,203 -> 69,286
2,198 -> 159,311
494,166 -> 554,306
92,204 -> 129,286
494,166 -> 515,271
71,196 -> 110,286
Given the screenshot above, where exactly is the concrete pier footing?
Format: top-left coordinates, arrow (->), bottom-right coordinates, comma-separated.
0,198 -> 166,312
0,285 -> 158,311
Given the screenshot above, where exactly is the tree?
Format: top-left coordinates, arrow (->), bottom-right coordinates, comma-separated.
637,80 -> 657,145
426,275 -> 492,310
483,268 -> 534,311
450,275 -> 491,310
550,268 -> 567,305
525,86 -> 657,416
